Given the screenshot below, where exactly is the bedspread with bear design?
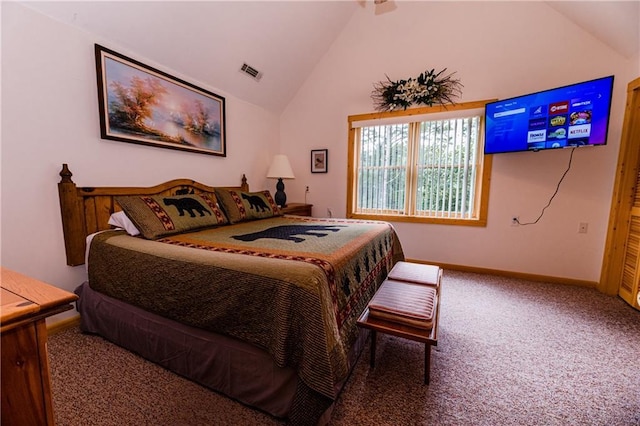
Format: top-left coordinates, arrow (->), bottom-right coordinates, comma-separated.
87,216 -> 404,423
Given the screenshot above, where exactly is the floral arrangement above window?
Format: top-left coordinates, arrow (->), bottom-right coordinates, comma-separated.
371,68 -> 463,111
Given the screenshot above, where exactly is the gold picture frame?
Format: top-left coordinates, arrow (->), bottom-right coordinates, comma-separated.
95,44 -> 226,156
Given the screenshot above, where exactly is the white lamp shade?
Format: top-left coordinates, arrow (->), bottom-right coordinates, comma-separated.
266,154 -> 295,179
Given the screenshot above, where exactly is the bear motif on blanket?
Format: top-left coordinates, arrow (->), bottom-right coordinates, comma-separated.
233,224 -> 344,243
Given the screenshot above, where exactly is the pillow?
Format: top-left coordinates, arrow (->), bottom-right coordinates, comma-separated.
115,193 -> 229,239
215,189 -> 280,224
108,211 -> 140,236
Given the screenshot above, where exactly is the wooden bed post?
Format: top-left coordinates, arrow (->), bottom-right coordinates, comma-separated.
241,174 -> 249,192
58,164 -> 86,266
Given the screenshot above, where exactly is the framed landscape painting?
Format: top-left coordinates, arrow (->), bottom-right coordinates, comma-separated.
95,44 -> 226,156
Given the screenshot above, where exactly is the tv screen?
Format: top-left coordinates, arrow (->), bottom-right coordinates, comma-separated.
484,76 -> 614,155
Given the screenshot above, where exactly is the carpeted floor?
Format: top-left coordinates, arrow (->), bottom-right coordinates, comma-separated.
48,271 -> 640,425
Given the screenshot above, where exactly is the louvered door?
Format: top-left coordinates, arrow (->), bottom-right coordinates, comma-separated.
618,210 -> 640,307
619,170 -> 640,306
601,77 -> 640,309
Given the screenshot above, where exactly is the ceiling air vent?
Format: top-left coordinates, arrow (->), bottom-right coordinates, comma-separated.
240,63 -> 263,82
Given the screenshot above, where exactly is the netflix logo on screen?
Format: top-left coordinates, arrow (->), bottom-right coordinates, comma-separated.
568,124 -> 591,139
549,101 -> 569,115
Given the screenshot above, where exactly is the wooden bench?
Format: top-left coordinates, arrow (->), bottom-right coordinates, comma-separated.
357,262 -> 442,384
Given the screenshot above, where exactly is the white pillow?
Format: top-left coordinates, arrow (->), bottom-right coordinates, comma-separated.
108,211 -> 140,236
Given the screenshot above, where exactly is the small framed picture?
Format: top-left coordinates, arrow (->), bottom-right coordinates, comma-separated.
311,149 -> 328,173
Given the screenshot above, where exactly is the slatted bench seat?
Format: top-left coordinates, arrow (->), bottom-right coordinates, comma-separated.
357,262 -> 442,384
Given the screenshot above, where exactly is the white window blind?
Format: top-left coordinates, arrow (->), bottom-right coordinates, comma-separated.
351,107 -> 484,220
357,123 -> 408,215
414,116 -> 480,218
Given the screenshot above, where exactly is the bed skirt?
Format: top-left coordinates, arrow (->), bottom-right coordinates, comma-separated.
75,282 -> 367,424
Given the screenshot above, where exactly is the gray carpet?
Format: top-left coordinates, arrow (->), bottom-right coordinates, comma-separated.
48,271 -> 640,425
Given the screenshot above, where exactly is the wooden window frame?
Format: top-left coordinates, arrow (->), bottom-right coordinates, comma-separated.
347,100 -> 495,226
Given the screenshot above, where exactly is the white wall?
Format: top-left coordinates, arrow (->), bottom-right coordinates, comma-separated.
1,2 -> 280,313
280,1 -> 637,282
2,0 -> 637,308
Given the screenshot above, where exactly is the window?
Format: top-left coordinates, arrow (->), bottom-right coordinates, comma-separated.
347,100 -> 493,226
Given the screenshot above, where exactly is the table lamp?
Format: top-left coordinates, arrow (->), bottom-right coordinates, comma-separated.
266,154 -> 295,207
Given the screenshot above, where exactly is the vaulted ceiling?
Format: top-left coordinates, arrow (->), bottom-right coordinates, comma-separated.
21,1 -> 640,114
546,1 -> 639,59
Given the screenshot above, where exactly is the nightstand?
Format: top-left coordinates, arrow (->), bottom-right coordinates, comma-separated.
280,203 -> 313,217
1,268 -> 78,425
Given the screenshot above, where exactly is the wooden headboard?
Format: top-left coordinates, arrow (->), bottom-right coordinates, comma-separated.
57,163 -> 249,266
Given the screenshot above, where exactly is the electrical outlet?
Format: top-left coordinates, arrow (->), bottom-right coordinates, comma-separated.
305,186 -> 309,193
511,216 -> 519,226
578,222 -> 588,234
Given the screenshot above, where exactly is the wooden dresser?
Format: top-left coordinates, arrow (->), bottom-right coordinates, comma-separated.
1,268 -> 78,426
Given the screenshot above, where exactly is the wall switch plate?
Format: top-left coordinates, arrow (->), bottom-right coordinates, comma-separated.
579,222 -> 588,234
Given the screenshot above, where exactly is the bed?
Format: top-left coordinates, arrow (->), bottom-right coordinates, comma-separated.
57,164 -> 404,425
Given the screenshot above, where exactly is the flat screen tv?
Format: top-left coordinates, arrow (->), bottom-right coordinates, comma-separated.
484,75 -> 614,154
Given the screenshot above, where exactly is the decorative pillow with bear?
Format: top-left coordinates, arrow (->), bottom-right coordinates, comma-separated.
115,193 -> 229,239
215,189 -> 281,224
